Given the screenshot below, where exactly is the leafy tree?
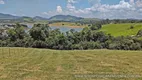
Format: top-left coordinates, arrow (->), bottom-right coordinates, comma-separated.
7,23 -> 26,41
29,24 -> 50,41
7,29 -> 17,41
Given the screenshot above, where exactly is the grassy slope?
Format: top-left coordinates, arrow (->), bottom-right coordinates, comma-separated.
0,47 -> 142,80
100,23 -> 142,37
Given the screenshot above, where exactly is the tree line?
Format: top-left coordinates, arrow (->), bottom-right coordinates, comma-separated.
0,23 -> 142,50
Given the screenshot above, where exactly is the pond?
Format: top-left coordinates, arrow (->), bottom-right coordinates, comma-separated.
27,24 -> 83,33
51,26 -> 83,33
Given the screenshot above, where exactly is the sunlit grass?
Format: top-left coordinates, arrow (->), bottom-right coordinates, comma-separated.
0,47 -> 142,80
100,23 -> 142,37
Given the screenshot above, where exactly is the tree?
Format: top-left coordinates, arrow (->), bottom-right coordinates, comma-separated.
29,24 -> 50,41
7,23 -> 26,41
137,29 -> 142,36
7,29 -> 17,41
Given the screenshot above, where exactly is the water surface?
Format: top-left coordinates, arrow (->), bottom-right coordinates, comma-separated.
27,24 -> 83,32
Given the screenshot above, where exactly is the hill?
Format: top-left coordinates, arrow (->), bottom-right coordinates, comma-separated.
33,16 -> 48,21
0,13 -> 84,22
0,47 -> 142,80
100,23 -> 142,37
49,15 -> 83,21
0,13 -> 19,19
18,16 -> 34,22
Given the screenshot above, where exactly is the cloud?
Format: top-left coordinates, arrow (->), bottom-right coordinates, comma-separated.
68,0 -> 77,3
136,0 -> 142,7
41,6 -> 63,17
42,0 -> 142,19
56,6 -> 63,13
91,0 -> 133,12
129,0 -> 134,4
67,3 -> 76,11
0,0 -> 5,4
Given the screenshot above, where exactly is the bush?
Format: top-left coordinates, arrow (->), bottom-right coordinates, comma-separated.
130,42 -> 141,50
32,40 -> 47,48
137,29 -> 142,36
13,39 -> 25,47
130,25 -> 134,29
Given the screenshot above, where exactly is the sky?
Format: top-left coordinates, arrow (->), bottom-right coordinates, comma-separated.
0,0 -> 142,19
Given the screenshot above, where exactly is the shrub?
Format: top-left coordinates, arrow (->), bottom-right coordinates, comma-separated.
130,25 -> 134,29
137,29 -> 142,36
32,40 -> 47,48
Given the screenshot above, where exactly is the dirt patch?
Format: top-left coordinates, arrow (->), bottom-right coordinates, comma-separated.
56,66 -> 64,72
0,74 -> 7,78
0,66 -> 4,70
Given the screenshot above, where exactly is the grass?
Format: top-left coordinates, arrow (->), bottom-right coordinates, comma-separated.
0,47 -> 142,80
100,23 -> 142,37
49,22 -> 88,28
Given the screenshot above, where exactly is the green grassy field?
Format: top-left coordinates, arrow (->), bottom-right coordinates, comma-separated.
0,47 -> 142,80
100,23 -> 142,37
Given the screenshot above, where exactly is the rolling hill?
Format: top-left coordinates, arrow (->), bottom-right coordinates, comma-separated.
0,13 -> 84,22
100,23 -> 142,37
49,15 -> 83,21
33,16 -> 48,21
0,13 -> 19,19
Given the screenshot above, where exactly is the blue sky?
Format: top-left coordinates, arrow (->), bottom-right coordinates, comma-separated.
0,0 -> 142,19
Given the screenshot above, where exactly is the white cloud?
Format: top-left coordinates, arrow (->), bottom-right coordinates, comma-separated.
42,0 -> 142,19
56,6 -> 63,13
41,6 -> 63,17
0,0 -> 5,4
68,0 -> 77,3
67,4 -> 76,11
42,12 -> 48,15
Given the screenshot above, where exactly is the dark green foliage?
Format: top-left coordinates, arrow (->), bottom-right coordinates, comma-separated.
137,29 -> 142,36
7,23 -> 26,41
90,24 -> 102,30
130,25 -> 134,29
24,36 -> 34,47
1,23 -> 142,50
13,39 -> 25,47
29,24 -> 50,41
32,40 -> 47,48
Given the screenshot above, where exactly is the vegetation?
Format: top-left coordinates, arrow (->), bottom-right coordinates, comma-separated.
100,23 -> 142,37
0,47 -> 142,80
49,22 -> 87,28
1,23 -> 142,50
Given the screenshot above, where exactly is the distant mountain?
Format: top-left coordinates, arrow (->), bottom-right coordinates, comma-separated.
49,15 -> 83,21
18,16 -> 34,22
0,13 -> 87,22
0,13 -> 19,19
33,16 -> 48,21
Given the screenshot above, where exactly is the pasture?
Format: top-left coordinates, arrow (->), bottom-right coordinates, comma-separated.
0,47 -> 142,80
101,23 -> 142,37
